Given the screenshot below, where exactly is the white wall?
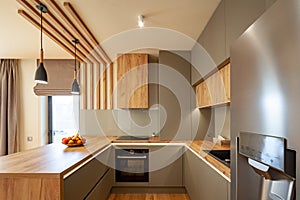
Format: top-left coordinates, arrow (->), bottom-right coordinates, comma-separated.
19,59 -> 46,151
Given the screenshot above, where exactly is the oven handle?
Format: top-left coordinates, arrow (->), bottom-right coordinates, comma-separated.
117,155 -> 147,159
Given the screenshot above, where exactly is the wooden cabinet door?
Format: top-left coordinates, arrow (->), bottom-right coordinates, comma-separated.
195,63 -> 230,108
117,54 -> 148,108
220,63 -> 230,102
196,81 -> 211,107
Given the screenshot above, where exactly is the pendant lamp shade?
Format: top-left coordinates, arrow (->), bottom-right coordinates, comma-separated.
71,39 -> 80,95
71,78 -> 80,95
35,62 -> 47,84
35,4 -> 48,84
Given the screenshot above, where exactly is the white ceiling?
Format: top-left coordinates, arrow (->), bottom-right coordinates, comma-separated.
0,0 -> 221,59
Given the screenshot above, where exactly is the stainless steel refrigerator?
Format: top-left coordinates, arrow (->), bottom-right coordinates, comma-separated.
231,0 -> 300,199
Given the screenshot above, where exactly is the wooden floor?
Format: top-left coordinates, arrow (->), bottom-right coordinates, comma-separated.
108,194 -> 190,200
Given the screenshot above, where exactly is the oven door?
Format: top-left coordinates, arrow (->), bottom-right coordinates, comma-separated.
115,149 -> 149,182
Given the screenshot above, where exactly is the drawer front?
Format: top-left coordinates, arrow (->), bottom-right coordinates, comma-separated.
85,169 -> 113,200
64,158 -> 109,200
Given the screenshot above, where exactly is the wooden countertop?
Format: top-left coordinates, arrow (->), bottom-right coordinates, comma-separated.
0,136 -> 230,180
110,136 -> 172,143
111,136 -> 230,179
187,140 -> 230,179
0,136 -> 229,200
0,136 -> 111,176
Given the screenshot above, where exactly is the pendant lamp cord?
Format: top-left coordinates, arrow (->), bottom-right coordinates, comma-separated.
74,42 -> 77,73
40,6 -> 43,51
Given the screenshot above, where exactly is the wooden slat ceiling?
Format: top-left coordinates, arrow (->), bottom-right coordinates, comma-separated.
16,0 -> 111,65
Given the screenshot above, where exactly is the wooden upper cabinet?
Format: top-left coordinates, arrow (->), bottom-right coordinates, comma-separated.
196,62 -> 230,108
220,63 -> 230,102
196,81 -> 211,107
116,54 -> 149,108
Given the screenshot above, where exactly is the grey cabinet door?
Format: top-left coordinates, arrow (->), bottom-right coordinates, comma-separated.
183,149 -> 228,200
85,169 -> 113,200
64,147 -> 113,200
64,158 -> 109,200
198,0 -> 226,68
149,146 -> 183,186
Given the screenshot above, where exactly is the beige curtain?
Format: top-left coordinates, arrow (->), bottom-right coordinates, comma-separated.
0,59 -> 18,156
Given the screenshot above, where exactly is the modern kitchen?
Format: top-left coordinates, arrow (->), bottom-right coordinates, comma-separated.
0,0 -> 299,200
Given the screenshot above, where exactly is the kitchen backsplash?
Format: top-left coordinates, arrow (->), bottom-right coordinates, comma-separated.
80,109 -> 162,137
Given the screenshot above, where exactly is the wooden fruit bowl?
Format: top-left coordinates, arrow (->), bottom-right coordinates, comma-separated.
65,140 -> 86,147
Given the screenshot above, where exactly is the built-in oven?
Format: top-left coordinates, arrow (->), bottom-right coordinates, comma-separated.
115,149 -> 149,182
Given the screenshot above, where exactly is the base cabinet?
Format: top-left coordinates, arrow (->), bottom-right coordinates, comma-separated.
64,147 -> 113,200
113,145 -> 183,188
183,149 -> 230,200
64,159 -> 109,199
85,169 -> 113,200
149,146 -> 183,186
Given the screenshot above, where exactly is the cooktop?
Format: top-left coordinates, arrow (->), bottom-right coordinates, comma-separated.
116,136 -> 149,140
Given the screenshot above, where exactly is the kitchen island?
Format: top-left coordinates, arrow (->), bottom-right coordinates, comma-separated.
0,136 -> 230,200
0,137 -> 111,200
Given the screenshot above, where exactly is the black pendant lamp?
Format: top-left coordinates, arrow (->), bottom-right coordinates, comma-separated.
34,4 -> 48,84
71,39 -> 80,95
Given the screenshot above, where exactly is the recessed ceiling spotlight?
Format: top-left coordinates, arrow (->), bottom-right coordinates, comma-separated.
138,15 -> 144,28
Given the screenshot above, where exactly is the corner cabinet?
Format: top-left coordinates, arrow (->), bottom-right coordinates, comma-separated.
183,149 -> 230,200
195,60 -> 230,108
116,54 -> 149,109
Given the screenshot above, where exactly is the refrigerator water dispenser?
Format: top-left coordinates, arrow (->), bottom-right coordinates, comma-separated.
239,132 -> 296,200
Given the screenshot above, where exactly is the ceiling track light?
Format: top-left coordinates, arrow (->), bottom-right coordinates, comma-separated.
138,15 -> 144,28
71,39 -> 80,95
34,3 -> 48,84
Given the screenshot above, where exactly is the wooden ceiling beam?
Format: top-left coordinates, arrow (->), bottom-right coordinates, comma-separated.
44,0 -> 106,65
27,0 -> 96,64
17,0 -> 111,66
17,0 -> 96,64
16,0 -> 93,64
18,9 -> 86,63
63,2 -> 112,64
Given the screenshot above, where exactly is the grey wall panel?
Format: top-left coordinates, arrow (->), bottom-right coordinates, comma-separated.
191,0 -> 277,85
215,106 -> 230,139
198,0 -> 226,68
158,51 -> 192,140
192,108 -> 214,140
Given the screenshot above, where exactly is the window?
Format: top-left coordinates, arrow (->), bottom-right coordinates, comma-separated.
48,96 -> 80,143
